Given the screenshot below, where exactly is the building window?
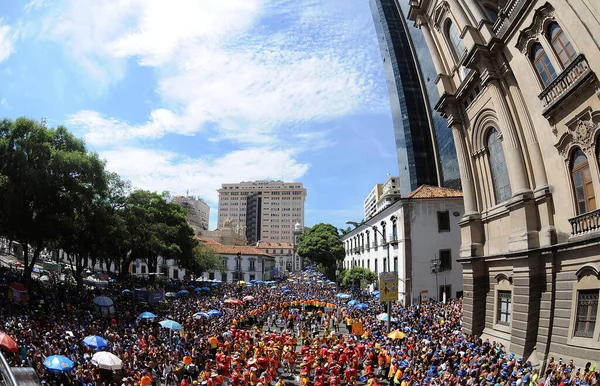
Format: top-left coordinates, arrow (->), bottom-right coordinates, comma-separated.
439,250 -> 452,271
531,43 -> 557,87
497,291 -> 512,325
141,265 -> 146,274
366,232 -> 370,250
571,149 -> 596,214
574,290 -> 598,338
374,259 -> 378,273
209,272 -> 215,280
249,261 -> 256,271
548,22 -> 576,67
249,274 -> 255,281
487,128 -> 512,204
173,269 -> 179,279
437,211 -> 450,232
446,19 -> 466,61
391,220 -> 398,241
381,223 -> 387,243
131,264 -> 136,274
236,260 -> 242,271
393,257 -> 398,272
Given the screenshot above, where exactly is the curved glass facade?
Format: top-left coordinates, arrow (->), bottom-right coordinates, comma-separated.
370,0 -> 461,192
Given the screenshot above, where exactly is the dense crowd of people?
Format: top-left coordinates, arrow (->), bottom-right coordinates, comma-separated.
0,264 -> 599,386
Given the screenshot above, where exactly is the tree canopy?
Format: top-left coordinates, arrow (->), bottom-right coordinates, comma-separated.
0,117 -> 201,288
340,266 -> 377,288
296,223 -> 344,280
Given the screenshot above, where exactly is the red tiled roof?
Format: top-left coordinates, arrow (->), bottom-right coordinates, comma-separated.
256,241 -> 294,249
405,185 -> 463,199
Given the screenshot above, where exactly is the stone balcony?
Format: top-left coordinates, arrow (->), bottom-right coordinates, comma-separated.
569,208 -> 600,238
493,0 -> 527,38
540,54 -> 594,117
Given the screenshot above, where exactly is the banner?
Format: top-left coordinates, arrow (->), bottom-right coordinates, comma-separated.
352,321 -> 364,336
379,272 -> 398,302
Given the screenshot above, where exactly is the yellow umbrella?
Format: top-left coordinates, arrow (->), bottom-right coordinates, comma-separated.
388,330 -> 406,340
237,281 -> 247,287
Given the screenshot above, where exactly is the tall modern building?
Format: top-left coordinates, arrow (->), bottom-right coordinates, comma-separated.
217,181 -> 306,245
370,0 -> 461,194
363,176 -> 401,219
171,195 -> 210,231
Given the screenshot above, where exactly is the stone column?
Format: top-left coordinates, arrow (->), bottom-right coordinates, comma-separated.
463,0 -> 488,24
451,122 -> 484,258
487,79 -> 531,195
417,16 -> 446,76
447,0 -> 471,31
505,74 -> 548,189
461,259 -> 487,336
510,253 -> 542,360
451,123 -> 477,215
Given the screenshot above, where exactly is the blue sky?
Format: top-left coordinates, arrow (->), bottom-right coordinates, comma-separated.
0,0 -> 399,229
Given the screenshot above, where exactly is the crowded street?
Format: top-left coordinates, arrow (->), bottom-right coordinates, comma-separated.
0,265 -> 597,386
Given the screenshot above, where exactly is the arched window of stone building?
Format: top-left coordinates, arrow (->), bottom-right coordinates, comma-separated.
548,22 -> 576,67
571,149 -> 596,214
487,128 -> 512,204
530,43 -> 557,87
445,19 -> 466,61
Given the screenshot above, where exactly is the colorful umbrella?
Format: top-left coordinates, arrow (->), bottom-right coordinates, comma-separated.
388,330 -> 406,340
347,300 -> 358,306
194,312 -> 209,319
44,355 -> 74,373
335,293 -> 352,299
0,333 -> 18,353
121,289 -> 133,294
83,335 -> 109,350
354,303 -> 368,309
165,292 -> 177,297
207,309 -> 222,317
243,296 -> 255,301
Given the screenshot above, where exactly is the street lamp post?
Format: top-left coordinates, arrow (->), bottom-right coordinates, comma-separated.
347,220 -> 393,332
293,222 -> 302,272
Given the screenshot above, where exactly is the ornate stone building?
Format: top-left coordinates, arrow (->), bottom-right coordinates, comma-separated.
407,0 -> 600,365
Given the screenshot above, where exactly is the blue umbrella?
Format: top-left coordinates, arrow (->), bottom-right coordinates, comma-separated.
177,289 -> 189,295
138,312 -> 157,319
336,293 -> 352,299
281,286 -> 289,290
283,289 -> 292,294
194,312 -> 209,319
354,303 -> 368,309
83,335 -> 109,350
159,320 -> 183,330
200,287 -> 210,291
210,282 -> 220,286
43,355 -> 74,373
348,300 -> 358,306
207,309 -> 222,317
194,287 -> 203,292
122,289 -> 133,294
246,283 -> 254,287
371,290 -> 380,296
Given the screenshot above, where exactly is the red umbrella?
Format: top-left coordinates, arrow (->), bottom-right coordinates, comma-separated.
0,333 -> 18,353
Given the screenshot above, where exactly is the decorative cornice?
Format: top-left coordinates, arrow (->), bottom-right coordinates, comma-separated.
515,2 -> 555,54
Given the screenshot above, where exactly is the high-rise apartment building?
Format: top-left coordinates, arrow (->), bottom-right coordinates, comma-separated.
408,0 -> 600,366
363,176 -> 401,219
370,0 -> 461,194
217,181 -> 306,244
171,195 -> 210,231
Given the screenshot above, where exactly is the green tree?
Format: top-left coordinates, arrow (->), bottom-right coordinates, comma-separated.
340,266 -> 377,288
124,190 -> 197,282
183,244 -> 225,277
296,223 -> 344,280
0,118 -> 105,288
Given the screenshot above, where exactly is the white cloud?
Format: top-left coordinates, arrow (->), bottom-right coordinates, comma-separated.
24,0 -> 48,13
0,97 -> 8,109
99,146 -> 309,204
0,20 -> 16,63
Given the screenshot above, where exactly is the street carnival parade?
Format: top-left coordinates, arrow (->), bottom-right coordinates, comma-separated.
0,266 -> 598,386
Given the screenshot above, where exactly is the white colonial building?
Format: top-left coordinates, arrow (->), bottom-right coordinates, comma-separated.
342,185 -> 464,305
197,238 -> 276,282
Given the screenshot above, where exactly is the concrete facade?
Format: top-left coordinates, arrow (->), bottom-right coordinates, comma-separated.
342,185 -> 464,305
217,181 -> 306,244
171,195 -> 210,231
408,0 -> 600,366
